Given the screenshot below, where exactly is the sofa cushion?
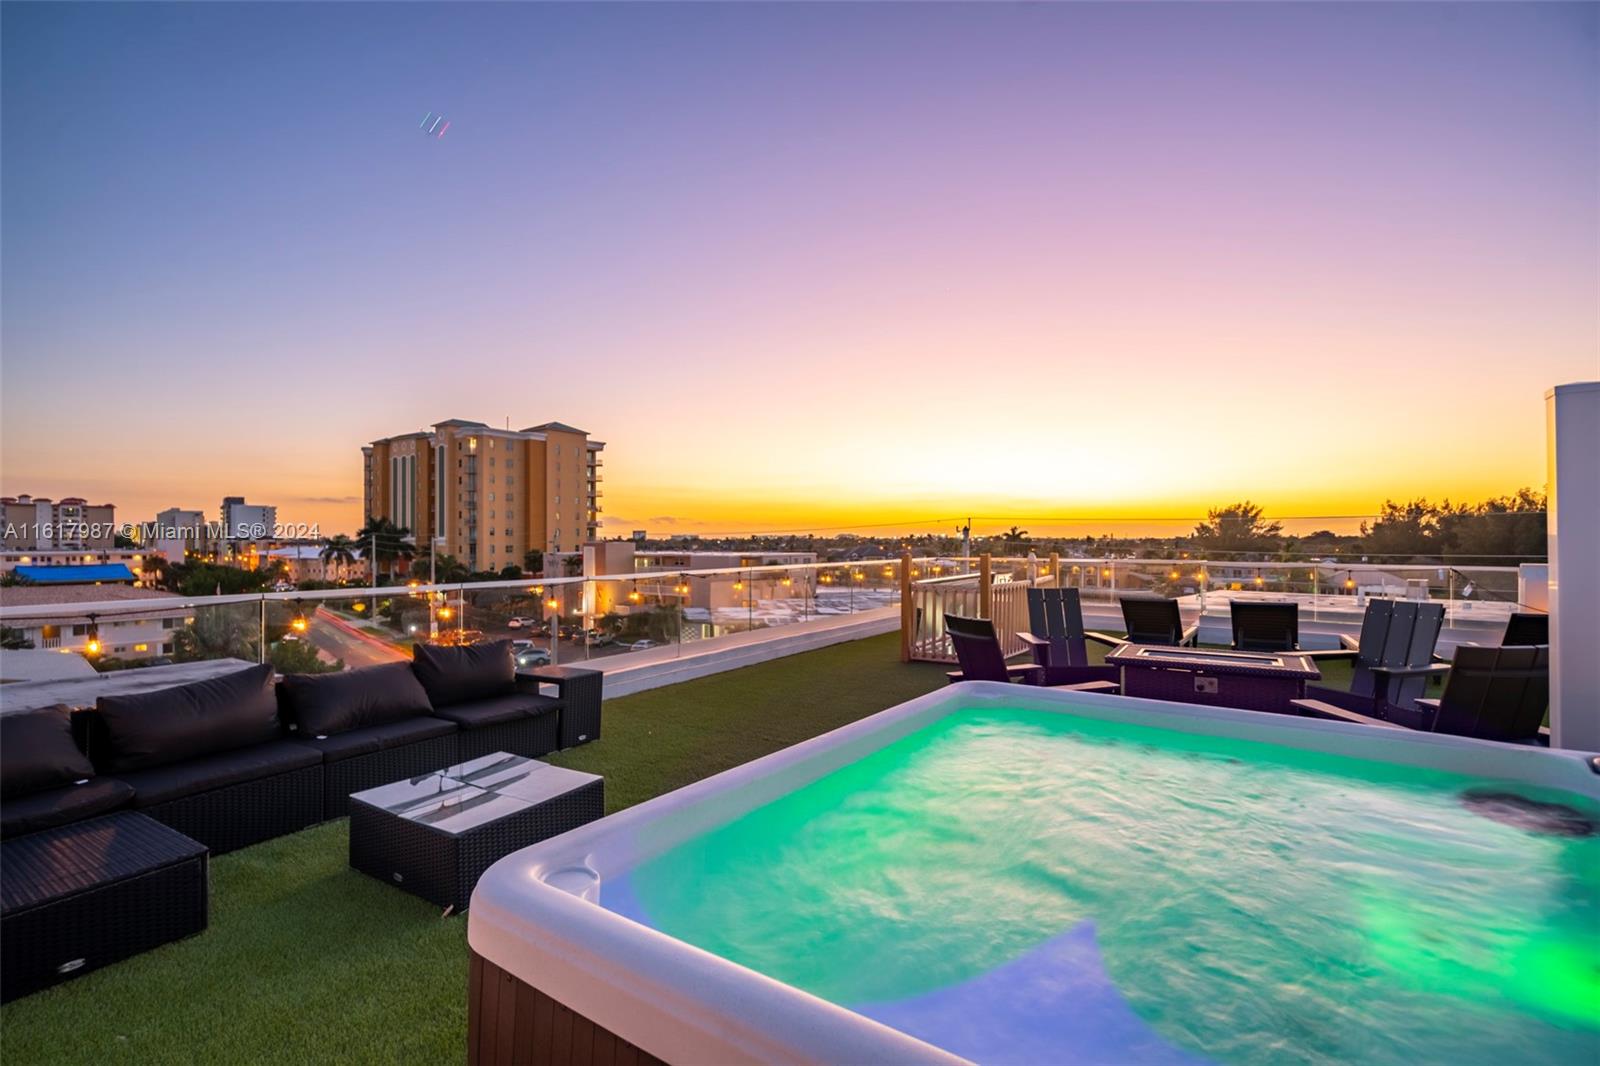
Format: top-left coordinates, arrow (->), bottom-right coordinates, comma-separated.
0,778 -> 135,840
90,664 -> 282,774
411,641 -> 515,707
277,662 -> 434,737
431,692 -> 563,729
1,704 -> 96,800
118,740 -> 322,808
292,716 -> 457,764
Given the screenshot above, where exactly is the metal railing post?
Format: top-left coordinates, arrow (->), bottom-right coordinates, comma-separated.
979,554 -> 993,619
900,552 -> 914,663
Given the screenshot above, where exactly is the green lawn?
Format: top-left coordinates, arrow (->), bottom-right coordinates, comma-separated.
0,633 -> 1358,1064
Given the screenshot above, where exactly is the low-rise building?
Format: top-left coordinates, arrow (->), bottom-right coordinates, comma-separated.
0,549 -> 156,585
265,545 -> 367,586
0,584 -> 188,661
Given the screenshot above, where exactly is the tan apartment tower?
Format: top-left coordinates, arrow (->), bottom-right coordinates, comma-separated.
362,420 -> 604,572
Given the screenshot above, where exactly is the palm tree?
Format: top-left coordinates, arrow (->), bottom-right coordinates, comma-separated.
319,535 -> 359,582
1001,525 -> 1031,544
431,553 -> 472,584
354,517 -> 416,582
139,553 -> 172,590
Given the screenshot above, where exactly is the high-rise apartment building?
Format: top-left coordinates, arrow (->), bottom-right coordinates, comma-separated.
362,420 -> 604,572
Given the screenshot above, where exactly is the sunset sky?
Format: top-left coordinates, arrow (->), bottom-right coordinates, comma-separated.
3,3 -> 1596,538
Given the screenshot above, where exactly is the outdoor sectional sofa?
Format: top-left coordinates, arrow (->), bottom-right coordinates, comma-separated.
0,641 -> 581,851
0,641 -> 589,1004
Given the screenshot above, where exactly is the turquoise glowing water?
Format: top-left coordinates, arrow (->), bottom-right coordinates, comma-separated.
613,708 -> 1600,1064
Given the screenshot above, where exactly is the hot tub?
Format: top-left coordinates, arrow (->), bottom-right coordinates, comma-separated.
467,682 -> 1600,1065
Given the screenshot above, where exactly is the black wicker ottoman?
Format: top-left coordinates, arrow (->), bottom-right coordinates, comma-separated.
348,753 -> 602,914
517,665 -> 603,748
2,813 -> 208,1003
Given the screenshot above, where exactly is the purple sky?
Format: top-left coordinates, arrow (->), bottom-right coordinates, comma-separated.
3,3 -> 1596,535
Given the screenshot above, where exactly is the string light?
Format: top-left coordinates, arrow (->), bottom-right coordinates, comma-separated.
290,603 -> 309,633
545,597 -> 560,611
84,614 -> 101,656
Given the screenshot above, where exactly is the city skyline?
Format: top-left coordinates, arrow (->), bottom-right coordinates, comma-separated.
3,4 -> 1595,537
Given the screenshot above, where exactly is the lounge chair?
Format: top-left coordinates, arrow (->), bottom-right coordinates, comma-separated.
1229,601 -> 1300,652
1292,644 -> 1549,744
1300,601 -> 1448,726
944,614 -> 1118,694
1017,588 -> 1121,687
1117,595 -> 1198,647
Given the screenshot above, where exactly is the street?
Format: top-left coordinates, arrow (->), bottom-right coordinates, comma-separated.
308,607 -> 407,668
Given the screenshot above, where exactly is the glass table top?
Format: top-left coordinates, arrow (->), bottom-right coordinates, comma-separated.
351,753 -> 601,835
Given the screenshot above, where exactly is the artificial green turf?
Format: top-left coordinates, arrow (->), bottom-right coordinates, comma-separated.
0,632 -> 1358,1064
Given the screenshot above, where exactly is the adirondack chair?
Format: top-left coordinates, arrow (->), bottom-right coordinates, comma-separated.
944,614 -> 1119,694
1117,595 -> 1198,647
1017,587 -> 1121,687
1499,612 -> 1549,646
1293,644 -> 1549,745
1229,601 -> 1300,652
1299,600 -> 1448,725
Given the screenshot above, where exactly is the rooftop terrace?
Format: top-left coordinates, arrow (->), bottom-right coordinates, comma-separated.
0,629 -> 1367,1061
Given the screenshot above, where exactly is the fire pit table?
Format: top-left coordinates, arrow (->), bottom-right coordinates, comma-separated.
1104,644 -> 1321,715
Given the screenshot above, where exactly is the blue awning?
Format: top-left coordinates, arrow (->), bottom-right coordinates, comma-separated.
12,564 -> 138,584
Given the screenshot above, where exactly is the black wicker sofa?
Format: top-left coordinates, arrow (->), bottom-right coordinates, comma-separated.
1,705 -> 135,841
84,663 -> 324,854
3,641 -> 575,850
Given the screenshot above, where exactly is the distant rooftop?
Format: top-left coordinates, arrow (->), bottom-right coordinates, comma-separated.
0,583 -> 177,609
520,421 -> 588,435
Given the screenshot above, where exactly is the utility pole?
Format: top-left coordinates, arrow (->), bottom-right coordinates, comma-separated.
429,539 -> 438,641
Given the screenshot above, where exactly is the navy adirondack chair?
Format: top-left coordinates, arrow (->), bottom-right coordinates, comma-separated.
944,614 -> 1118,694
1017,588 -> 1121,686
1118,595 -> 1198,647
1500,612 -> 1549,647
1294,644 -> 1549,745
1300,601 -> 1447,725
1229,601 -> 1300,652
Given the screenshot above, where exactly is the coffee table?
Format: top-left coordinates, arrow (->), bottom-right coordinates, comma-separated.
348,753 -> 603,913
1104,644 -> 1321,715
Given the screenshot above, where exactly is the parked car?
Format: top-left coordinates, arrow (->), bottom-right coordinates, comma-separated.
623,639 -> 659,652
514,646 -> 551,668
506,616 -> 536,629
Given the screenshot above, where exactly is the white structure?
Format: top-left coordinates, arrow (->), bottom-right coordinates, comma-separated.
219,497 -> 277,542
1546,382 -> 1600,751
150,507 -> 209,561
